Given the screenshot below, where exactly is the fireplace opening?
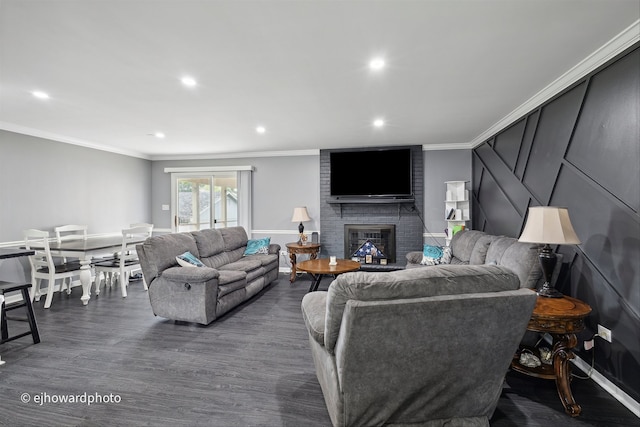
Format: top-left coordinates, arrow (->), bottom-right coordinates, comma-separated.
344,224 -> 396,264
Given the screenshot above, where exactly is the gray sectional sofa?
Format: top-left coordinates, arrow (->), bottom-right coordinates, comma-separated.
405,229 -> 561,290
136,227 -> 280,325
301,265 -> 538,426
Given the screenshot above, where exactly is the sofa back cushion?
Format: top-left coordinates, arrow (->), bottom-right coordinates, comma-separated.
450,230 -> 486,263
324,264 -> 520,353
192,228 -> 232,268
137,232 -> 199,281
485,236 -> 542,288
469,234 -> 495,264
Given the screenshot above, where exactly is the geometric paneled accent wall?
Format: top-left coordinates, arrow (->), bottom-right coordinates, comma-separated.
473,44 -> 639,402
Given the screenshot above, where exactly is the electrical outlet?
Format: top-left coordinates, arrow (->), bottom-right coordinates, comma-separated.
597,324 -> 612,342
280,250 -> 288,257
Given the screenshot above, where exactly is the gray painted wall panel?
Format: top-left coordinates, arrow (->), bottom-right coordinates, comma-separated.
475,143 -> 529,217
566,48 -> 640,212
515,111 -> 539,180
473,44 -> 640,402
523,82 -> 586,204
552,165 -> 639,295
476,169 -> 522,237
493,118 -> 525,171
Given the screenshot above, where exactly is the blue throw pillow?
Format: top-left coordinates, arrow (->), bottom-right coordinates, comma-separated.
176,251 -> 205,267
421,244 -> 445,266
244,237 -> 271,256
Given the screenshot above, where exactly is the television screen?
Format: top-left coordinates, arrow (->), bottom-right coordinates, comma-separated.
330,148 -> 412,198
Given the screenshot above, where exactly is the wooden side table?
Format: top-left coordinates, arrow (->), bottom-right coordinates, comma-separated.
511,295 -> 592,417
285,242 -> 321,283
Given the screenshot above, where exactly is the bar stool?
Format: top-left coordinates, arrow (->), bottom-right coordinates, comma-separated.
0,282 -> 41,345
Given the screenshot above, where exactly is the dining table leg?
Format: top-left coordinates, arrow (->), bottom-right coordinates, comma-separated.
79,258 -> 92,305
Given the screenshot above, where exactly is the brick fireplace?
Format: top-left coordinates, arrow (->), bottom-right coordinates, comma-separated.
319,146 -> 424,268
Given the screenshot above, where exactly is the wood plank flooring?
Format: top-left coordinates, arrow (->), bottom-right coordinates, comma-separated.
1,273 -> 638,426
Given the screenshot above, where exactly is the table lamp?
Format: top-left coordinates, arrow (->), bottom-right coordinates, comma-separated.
519,206 -> 580,298
291,207 -> 311,244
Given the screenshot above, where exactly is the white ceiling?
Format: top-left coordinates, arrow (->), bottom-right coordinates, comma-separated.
1,1 -> 639,160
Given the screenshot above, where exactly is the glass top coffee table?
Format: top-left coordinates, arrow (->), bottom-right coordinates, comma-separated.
296,258 -> 361,292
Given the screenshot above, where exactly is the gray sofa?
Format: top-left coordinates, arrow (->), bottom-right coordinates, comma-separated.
136,227 -> 280,325
301,265 -> 537,426
405,229 -> 562,290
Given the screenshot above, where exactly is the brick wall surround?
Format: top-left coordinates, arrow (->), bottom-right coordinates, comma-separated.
319,146 -> 424,267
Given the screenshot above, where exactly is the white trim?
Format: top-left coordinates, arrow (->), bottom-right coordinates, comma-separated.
573,356 -> 640,418
0,122 -> 150,160
153,149 -> 319,161
164,166 -> 255,173
251,229 -> 319,235
471,20 -> 640,148
422,143 -> 475,151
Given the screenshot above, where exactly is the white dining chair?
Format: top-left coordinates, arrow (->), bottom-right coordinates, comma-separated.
24,229 -> 84,309
54,224 -> 87,294
93,224 -> 153,298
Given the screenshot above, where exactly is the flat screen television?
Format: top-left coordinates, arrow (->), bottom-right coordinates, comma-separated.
329,147 -> 413,199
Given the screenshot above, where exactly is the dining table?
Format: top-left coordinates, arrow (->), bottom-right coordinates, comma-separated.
26,235 -> 147,306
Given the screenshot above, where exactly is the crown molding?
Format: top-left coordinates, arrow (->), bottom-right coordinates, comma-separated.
150,149 -> 320,161
422,143 -> 474,151
471,19 -> 640,148
0,122 -> 151,160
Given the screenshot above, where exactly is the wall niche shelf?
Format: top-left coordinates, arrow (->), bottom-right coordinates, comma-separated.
445,181 -> 470,246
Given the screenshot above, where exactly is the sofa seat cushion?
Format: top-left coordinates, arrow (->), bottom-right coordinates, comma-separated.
247,253 -> 279,267
324,265 -> 520,352
217,270 -> 247,297
301,291 -> 327,345
219,257 -> 264,283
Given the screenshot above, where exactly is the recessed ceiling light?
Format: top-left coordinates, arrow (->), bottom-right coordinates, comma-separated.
256,126 -> 266,134
32,91 -> 49,99
181,76 -> 197,87
369,58 -> 386,71
154,132 -> 166,139
373,118 -> 385,128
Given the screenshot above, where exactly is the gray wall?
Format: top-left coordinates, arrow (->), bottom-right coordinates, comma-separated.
423,149 -> 472,245
472,44 -> 639,402
0,130 -> 152,242
150,155 -> 320,254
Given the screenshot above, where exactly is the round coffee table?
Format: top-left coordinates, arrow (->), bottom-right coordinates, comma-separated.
296,258 -> 361,292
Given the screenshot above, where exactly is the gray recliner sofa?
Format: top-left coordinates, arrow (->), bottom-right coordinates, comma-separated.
301,265 -> 537,427
136,227 -> 280,325
405,229 -> 562,290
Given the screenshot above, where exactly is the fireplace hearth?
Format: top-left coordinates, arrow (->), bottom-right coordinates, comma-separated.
344,224 -> 396,264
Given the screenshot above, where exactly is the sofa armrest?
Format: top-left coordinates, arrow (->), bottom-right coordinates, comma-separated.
301,291 -> 327,346
406,251 -> 423,265
161,266 -> 220,283
268,243 -> 281,255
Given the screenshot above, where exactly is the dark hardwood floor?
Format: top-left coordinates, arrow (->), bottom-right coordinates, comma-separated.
1,273 -> 638,426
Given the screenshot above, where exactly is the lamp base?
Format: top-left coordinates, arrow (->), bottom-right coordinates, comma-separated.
536,282 -> 564,298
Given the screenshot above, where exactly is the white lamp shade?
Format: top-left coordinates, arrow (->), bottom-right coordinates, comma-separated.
291,207 -> 311,223
519,206 -> 581,245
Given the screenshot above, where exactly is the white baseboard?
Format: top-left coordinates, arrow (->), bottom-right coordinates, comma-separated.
572,355 -> 640,418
